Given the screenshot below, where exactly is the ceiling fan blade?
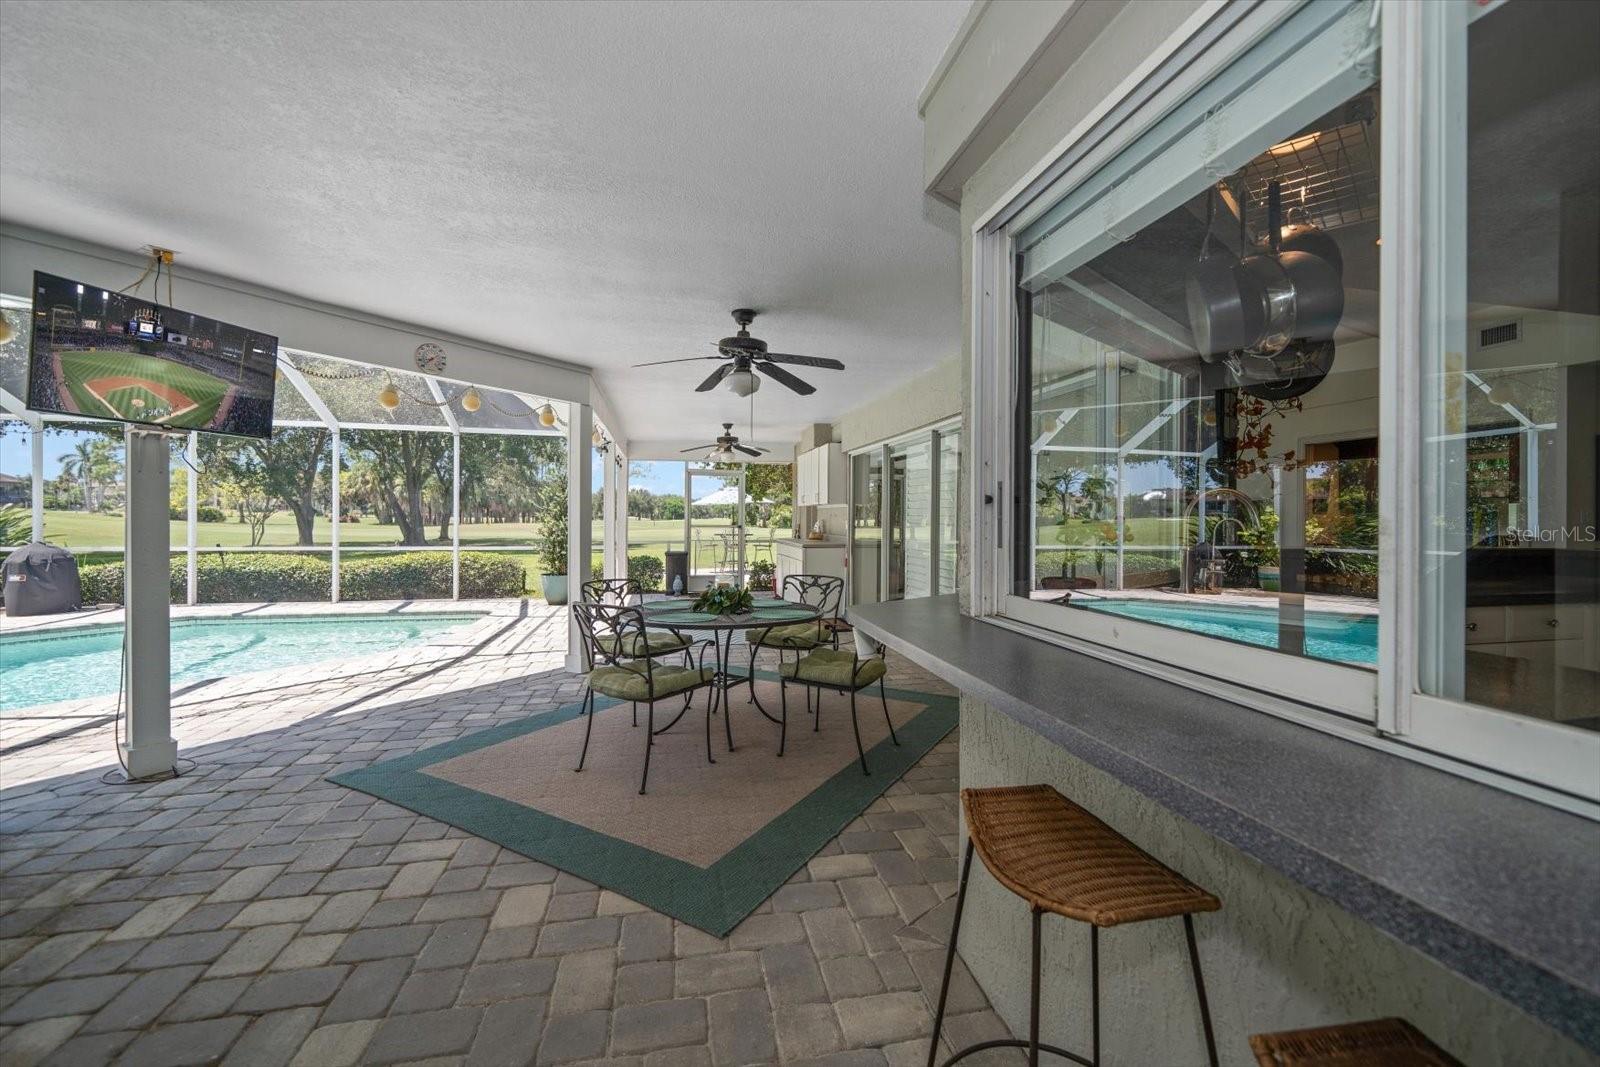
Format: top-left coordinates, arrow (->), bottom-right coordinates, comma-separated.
680,445 -> 714,453
761,353 -> 845,370
695,364 -> 734,392
734,444 -> 764,457
753,361 -> 815,395
634,356 -> 725,368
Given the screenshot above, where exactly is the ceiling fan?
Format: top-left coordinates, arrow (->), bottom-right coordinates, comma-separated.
634,309 -> 845,396
681,422 -> 769,462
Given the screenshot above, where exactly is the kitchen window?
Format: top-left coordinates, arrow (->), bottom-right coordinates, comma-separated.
971,0 -> 1598,803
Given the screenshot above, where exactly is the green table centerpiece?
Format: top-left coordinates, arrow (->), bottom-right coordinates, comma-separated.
691,584 -> 756,617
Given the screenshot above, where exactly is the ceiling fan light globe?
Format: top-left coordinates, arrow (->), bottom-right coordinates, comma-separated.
726,369 -> 760,397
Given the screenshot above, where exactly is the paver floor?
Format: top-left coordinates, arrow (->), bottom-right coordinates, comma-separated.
0,600 -> 1021,1066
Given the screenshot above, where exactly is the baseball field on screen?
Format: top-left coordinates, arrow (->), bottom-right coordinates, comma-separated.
54,348 -> 232,427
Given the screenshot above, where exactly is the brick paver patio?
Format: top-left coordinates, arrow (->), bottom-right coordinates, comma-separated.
0,601 -> 1019,1066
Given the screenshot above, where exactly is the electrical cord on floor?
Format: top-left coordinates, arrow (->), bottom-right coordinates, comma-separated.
100,615 -> 196,785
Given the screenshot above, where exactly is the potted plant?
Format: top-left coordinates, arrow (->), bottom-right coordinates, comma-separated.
1238,506 -> 1281,592
536,472 -> 570,605
692,583 -> 755,617
748,558 -> 776,595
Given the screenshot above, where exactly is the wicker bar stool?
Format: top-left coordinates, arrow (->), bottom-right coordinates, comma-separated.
1249,1018 -> 1463,1066
928,784 -> 1222,1067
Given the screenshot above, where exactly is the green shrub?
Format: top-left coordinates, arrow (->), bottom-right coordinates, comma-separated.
76,550 -> 524,604
168,504 -> 228,523
342,552 -> 525,600
0,504 -> 30,546
627,553 -> 664,591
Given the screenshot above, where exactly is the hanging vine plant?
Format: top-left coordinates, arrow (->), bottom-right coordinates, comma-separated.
1223,392 -> 1304,479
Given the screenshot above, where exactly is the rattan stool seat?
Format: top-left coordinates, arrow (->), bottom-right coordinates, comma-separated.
1249,1018 -> 1463,1066
961,785 -> 1221,926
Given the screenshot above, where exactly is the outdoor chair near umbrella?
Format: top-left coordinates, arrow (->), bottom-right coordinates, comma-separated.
744,574 -> 844,724
580,578 -> 695,723
572,602 -> 718,795
777,635 -> 900,774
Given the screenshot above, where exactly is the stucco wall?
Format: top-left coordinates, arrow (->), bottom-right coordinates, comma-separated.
834,355 -> 963,453
957,697 -> 1592,1066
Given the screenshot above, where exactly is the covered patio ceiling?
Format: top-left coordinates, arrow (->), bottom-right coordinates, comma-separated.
0,0 -> 967,453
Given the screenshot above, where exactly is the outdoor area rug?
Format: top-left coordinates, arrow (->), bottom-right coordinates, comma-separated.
329,671 -> 957,935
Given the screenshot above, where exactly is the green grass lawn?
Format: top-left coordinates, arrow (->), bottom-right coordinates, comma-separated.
36,510 -> 784,593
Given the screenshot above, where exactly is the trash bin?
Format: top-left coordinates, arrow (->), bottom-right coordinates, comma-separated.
664,550 -> 689,596
3,542 -> 83,616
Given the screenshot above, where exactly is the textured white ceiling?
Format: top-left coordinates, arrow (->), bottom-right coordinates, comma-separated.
0,0 -> 967,453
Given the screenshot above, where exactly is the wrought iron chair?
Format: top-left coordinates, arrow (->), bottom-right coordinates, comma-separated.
572,602 -> 717,795
581,577 -> 694,703
744,574 -> 844,716
777,632 -> 899,774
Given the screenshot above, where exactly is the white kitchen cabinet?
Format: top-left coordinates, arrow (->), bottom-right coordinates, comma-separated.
774,539 -> 847,592
794,444 -> 847,507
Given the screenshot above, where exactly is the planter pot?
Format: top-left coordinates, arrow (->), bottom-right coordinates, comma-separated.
541,574 -> 569,605
1257,566 -> 1280,592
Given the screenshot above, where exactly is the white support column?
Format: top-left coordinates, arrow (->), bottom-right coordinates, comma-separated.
451,432 -> 461,599
185,432 -> 198,605
121,429 -> 177,780
424,377 -> 463,599
29,425 -> 44,542
565,405 -> 593,672
331,428 -> 341,602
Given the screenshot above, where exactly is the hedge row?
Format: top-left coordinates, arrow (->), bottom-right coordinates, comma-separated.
627,554 -> 664,591
78,551 -> 526,605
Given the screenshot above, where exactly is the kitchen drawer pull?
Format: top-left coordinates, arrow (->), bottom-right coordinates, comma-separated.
1546,618 -> 1559,628
1466,621 -> 1478,632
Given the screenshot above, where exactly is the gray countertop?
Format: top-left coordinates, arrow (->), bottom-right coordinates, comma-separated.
849,595 -> 1600,1054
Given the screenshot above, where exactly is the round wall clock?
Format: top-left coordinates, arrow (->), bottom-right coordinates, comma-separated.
414,342 -> 447,373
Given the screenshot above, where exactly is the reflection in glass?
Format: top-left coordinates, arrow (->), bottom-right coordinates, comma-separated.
1016,76 -> 1382,668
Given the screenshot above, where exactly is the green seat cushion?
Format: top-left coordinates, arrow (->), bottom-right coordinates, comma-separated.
745,621 -> 823,648
589,664 -> 715,702
601,630 -> 692,658
780,649 -> 887,689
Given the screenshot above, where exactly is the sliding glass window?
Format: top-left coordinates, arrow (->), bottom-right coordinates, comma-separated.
1007,0 -> 1381,714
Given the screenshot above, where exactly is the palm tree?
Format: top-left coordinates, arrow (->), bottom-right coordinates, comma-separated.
60,440 -> 99,511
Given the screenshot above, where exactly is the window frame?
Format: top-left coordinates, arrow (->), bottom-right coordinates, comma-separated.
967,0 -> 1600,808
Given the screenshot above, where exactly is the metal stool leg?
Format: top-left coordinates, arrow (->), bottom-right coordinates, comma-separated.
1029,907 -> 1043,1067
1183,914 -> 1218,1067
1089,925 -> 1099,1067
927,839 -> 974,1067
778,676 -> 787,757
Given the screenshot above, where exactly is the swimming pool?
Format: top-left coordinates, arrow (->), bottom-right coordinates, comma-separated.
1074,598 -> 1378,666
0,613 -> 483,712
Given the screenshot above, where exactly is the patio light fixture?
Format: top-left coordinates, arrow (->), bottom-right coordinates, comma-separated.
461,386 -> 482,413
537,403 -> 558,427
725,367 -> 760,397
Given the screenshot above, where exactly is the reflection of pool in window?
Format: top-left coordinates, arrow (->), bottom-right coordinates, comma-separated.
1070,597 -> 1378,667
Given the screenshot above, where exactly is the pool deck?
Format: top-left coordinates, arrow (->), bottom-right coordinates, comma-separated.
0,600 -> 561,789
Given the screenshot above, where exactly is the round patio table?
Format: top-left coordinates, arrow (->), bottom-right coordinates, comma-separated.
639,594 -> 820,755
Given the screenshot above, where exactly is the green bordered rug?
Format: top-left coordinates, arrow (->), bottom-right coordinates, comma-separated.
330,671 -> 956,936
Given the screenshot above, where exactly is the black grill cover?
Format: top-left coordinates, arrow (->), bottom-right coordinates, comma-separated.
3,542 -> 83,616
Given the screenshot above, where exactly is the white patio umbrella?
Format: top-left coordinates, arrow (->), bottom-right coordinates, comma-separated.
691,485 -> 773,507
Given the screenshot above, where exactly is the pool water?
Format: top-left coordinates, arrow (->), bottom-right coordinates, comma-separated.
1075,599 -> 1378,666
0,614 -> 482,712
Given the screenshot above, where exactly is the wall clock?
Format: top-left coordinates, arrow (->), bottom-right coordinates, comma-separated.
414,342 -> 447,374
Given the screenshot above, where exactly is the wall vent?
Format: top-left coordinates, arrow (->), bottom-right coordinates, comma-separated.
1478,321 -> 1521,349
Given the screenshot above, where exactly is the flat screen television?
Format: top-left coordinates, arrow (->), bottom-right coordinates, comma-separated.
24,271 -> 278,439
